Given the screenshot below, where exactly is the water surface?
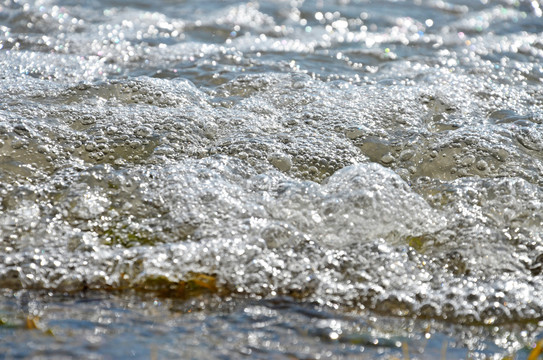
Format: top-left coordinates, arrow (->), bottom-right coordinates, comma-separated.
1,0 -> 543,358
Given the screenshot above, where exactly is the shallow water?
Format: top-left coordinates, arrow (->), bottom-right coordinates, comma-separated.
0,0 -> 543,358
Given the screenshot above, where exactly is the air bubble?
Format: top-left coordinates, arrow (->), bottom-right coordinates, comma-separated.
36,144 -> 50,154
134,126 -> 153,138
85,142 -> 96,152
268,153 -> 292,171
11,138 -> 26,149
461,154 -> 476,166
13,124 -> 30,136
380,153 -> 395,164
476,159 -> 487,171
129,139 -> 141,149
345,127 -> 365,140
106,126 -> 118,135
80,115 -> 96,125
203,122 -> 218,139
399,149 -> 415,161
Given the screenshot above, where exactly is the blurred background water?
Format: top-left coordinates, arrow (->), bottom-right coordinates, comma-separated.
1,0 -> 543,358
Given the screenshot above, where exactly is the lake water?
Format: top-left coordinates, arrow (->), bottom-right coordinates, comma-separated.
1,0 -> 543,358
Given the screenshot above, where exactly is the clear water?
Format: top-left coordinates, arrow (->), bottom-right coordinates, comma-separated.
0,0 -> 543,358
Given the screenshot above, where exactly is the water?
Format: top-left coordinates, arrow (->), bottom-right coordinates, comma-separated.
0,0 -> 542,358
